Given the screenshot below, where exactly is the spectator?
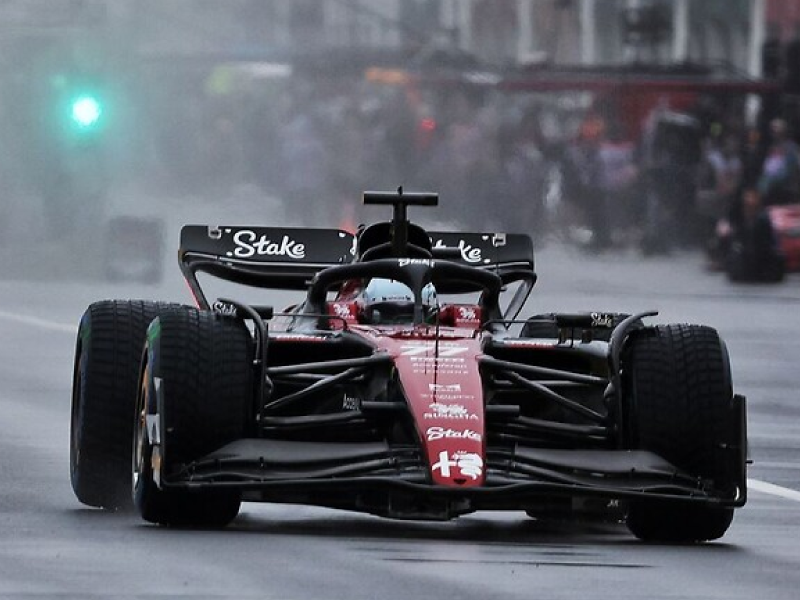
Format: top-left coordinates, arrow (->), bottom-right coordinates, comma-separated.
740,126 -> 766,188
698,132 -> 743,258
597,126 -> 638,247
716,185 -> 786,282
758,118 -> 800,205
638,103 -> 702,253
277,105 -> 330,224
562,114 -> 606,248
705,134 -> 743,208
496,111 -> 548,236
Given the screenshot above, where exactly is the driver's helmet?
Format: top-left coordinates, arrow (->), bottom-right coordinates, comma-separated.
358,278 -> 438,325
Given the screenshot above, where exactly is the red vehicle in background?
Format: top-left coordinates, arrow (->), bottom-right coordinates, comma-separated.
769,203 -> 800,271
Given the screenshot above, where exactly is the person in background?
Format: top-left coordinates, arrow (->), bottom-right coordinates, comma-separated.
718,185 -> 786,282
740,126 -> 766,188
562,113 -> 606,249
700,132 -> 743,269
597,123 -> 638,248
758,118 -> 800,206
276,99 -> 330,225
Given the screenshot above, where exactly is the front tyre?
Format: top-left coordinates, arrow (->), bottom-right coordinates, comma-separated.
133,309 -> 253,528
70,300 -> 181,510
622,324 -> 740,542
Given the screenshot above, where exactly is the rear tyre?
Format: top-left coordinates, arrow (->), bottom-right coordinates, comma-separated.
622,324 -> 739,542
70,300 -> 182,510
133,309 -> 253,528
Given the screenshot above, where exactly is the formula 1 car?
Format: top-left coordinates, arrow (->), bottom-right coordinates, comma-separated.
70,190 -> 747,543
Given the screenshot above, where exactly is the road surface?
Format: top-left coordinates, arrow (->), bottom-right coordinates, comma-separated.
1,241 -> 799,599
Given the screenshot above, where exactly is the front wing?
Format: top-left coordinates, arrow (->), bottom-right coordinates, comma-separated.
160,435 -> 746,519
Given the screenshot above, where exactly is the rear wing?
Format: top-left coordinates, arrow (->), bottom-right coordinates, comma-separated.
429,231 -> 533,273
179,224 -> 536,316
179,225 -> 356,308
428,231 -> 536,318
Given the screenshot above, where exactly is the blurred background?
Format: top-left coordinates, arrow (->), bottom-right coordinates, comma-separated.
1,0 -> 798,282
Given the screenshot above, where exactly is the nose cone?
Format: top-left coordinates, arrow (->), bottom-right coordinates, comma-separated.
392,337 -> 486,487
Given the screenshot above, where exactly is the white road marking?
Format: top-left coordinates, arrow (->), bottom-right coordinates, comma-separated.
0,310 -> 76,333
748,479 -> 800,503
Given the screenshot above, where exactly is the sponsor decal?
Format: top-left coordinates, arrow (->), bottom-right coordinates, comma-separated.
229,230 -> 306,259
457,306 -> 478,321
409,355 -> 469,375
331,303 -> 354,319
342,395 -> 360,410
498,339 -> 555,348
423,402 -> 479,421
432,239 -> 484,264
439,304 -> 481,327
409,356 -> 465,363
428,383 -> 461,392
270,333 -> 327,342
426,426 -> 482,442
431,450 -> 483,480
422,393 -> 475,401
398,258 -> 433,268
591,312 -> 615,328
212,300 -> 237,317
400,344 -> 469,357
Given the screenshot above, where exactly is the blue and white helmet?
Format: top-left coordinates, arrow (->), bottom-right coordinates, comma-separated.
359,278 -> 438,324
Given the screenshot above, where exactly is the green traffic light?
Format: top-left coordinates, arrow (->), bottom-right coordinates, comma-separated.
70,95 -> 102,128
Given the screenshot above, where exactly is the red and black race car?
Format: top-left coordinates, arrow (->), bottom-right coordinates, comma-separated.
70,190 -> 747,542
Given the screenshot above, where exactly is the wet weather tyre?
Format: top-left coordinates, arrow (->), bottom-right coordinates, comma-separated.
622,324 -> 738,542
70,300 -> 183,510
134,309 -> 254,528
